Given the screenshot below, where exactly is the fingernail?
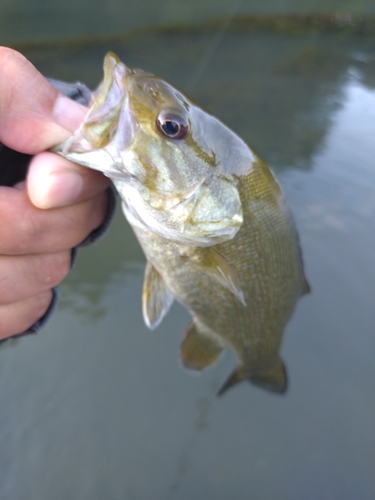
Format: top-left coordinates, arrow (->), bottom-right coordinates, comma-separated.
53,94 -> 88,132
40,170 -> 84,208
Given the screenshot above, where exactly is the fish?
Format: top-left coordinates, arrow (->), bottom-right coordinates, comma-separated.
53,52 -> 310,395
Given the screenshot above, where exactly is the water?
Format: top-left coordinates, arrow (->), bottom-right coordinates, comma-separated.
2,0 -> 375,45
1,14 -> 374,500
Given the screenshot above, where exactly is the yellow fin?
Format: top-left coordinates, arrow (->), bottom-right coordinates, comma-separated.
218,359 -> 288,396
250,359 -> 288,394
180,322 -> 223,371
142,261 -> 174,330
193,248 -> 246,306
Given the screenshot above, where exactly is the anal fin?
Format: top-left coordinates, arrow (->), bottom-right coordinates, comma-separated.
142,261 -> 174,329
180,322 -> 224,371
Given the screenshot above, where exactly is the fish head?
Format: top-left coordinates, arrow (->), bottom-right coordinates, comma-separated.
54,53 -> 254,245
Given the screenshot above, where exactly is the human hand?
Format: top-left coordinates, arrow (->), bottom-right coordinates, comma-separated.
0,47 -> 111,340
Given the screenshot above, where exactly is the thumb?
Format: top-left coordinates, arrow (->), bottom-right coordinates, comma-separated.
27,152 -> 110,209
0,47 -> 87,154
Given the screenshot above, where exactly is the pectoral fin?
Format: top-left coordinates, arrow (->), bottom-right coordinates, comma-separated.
218,358 -> 288,396
180,322 -> 224,371
193,248 -> 246,306
142,261 -> 174,330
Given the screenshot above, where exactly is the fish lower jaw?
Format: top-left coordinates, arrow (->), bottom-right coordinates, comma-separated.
120,186 -> 241,246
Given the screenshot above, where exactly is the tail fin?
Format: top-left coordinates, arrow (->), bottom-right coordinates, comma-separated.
217,358 -> 288,396
217,366 -> 247,396
249,359 -> 288,394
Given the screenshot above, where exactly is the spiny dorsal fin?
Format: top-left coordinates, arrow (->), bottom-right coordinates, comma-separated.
250,358 -> 288,394
180,322 -> 224,371
192,247 -> 246,306
142,261 -> 174,330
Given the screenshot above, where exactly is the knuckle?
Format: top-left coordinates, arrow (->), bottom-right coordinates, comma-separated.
15,213 -> 41,253
0,47 -> 28,68
38,251 -> 72,288
31,291 -> 53,320
0,48 -> 31,114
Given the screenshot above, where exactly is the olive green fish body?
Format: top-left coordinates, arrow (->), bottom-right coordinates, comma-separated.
132,156 -> 307,394
54,53 -> 309,395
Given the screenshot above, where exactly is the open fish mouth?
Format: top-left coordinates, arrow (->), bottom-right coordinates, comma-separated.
52,53 -> 138,178
79,53 -> 136,153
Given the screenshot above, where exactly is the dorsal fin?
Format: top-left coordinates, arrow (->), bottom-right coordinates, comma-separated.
142,261 -> 174,329
180,322 -> 224,371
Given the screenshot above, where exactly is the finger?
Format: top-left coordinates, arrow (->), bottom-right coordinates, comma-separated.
0,290 -> 53,341
0,184 -> 109,255
0,47 -> 87,154
0,250 -> 71,304
27,152 -> 111,209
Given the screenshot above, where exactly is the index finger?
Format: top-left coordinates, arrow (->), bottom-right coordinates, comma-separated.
0,47 -> 87,154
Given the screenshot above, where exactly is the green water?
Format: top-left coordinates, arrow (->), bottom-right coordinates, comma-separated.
1,11 -> 374,500
2,0 -> 375,45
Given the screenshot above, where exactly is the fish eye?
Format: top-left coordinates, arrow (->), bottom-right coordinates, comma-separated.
156,111 -> 188,139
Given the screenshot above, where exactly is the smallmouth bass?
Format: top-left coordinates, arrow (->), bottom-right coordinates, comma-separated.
54,53 -> 310,395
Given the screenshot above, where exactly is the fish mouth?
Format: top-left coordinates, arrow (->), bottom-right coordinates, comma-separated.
52,53 -> 138,177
